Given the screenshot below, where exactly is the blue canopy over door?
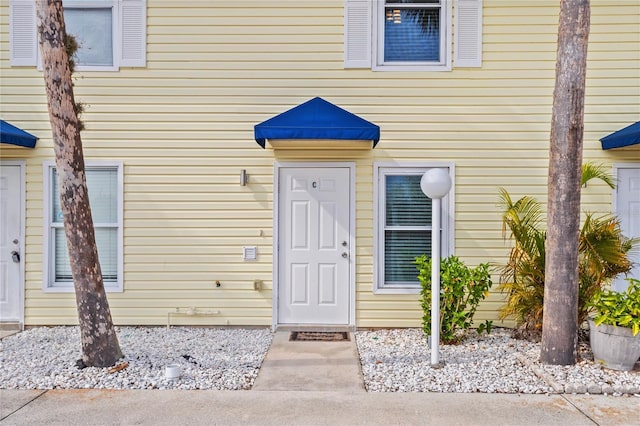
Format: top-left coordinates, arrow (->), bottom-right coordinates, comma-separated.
600,121 -> 640,150
254,97 -> 380,148
1,120 -> 38,148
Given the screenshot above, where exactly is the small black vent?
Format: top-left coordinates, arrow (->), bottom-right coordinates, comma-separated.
289,331 -> 349,342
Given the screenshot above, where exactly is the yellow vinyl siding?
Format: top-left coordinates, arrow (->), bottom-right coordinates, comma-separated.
1,0 -> 639,327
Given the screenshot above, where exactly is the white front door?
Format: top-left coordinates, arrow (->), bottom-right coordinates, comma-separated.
278,166 -> 351,325
0,164 -> 24,323
613,166 -> 640,292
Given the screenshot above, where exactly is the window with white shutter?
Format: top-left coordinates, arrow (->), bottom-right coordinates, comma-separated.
43,162 -> 123,292
374,163 -> 453,293
9,0 -> 146,70
344,0 -> 481,71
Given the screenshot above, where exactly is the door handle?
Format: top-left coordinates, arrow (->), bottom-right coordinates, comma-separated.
11,251 -> 20,263
341,252 -> 349,258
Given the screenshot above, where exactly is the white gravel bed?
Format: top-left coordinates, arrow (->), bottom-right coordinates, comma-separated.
355,328 -> 640,395
0,326 -> 272,390
3,326 -> 639,394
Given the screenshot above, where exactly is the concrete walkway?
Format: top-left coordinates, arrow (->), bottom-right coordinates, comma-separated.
252,331 -> 364,392
1,330 -> 639,425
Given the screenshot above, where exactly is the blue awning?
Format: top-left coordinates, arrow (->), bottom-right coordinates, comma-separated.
254,97 -> 380,148
600,121 -> 640,150
1,120 -> 38,148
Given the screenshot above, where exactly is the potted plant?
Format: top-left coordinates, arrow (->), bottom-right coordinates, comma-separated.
588,278 -> 640,371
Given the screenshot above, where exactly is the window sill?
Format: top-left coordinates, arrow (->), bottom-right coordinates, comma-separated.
43,284 -> 123,293
372,63 -> 452,72
373,287 -> 421,295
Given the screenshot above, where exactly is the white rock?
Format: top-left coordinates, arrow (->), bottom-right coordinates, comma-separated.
355,328 -> 640,394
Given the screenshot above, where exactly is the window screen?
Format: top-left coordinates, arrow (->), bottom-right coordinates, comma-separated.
383,0 -> 441,62
64,7 -> 114,66
384,174 -> 432,285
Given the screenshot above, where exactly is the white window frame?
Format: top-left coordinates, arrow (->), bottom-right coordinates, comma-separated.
43,161 -> 124,293
373,0 -> 452,72
9,0 -> 146,70
373,162 -> 455,294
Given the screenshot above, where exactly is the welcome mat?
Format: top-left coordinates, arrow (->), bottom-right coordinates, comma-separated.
289,331 -> 350,342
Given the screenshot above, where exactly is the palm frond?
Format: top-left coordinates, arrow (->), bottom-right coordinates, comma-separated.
498,187 -> 543,242
581,162 -> 616,189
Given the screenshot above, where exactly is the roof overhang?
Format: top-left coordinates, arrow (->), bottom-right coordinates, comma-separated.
600,121 -> 640,150
1,120 -> 38,148
254,97 -> 380,149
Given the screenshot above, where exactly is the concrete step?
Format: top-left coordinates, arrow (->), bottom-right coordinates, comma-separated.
0,321 -> 21,331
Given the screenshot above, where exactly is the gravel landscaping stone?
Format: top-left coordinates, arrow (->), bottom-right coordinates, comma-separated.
2,326 -> 639,395
0,326 -> 272,390
355,328 -> 640,395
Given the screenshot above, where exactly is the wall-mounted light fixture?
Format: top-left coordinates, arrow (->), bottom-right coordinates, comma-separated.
240,169 -> 249,186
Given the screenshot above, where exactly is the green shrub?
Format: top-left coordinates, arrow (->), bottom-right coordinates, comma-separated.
498,187 -> 636,341
416,255 -> 493,344
589,278 -> 640,336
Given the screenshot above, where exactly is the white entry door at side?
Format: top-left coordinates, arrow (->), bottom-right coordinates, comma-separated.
613,166 -> 640,292
277,166 -> 351,325
0,164 -> 24,323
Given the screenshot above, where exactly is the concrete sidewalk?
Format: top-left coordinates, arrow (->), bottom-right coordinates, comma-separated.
2,389 -> 639,425
1,330 -> 639,425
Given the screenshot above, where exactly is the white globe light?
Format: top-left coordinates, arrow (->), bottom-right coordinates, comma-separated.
420,168 -> 452,199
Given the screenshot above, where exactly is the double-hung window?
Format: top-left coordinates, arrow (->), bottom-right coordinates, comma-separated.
345,0 -> 482,70
43,162 -> 123,292
9,0 -> 146,70
374,164 -> 453,293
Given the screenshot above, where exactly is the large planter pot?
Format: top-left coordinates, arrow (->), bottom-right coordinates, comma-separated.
588,318 -> 640,371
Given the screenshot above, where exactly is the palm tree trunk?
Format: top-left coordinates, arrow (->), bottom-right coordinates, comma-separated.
36,0 -> 122,367
541,0 -> 590,365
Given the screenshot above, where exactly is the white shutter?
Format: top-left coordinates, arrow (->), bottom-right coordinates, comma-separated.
119,0 -> 146,67
344,0 -> 371,68
9,0 -> 37,66
454,0 -> 482,68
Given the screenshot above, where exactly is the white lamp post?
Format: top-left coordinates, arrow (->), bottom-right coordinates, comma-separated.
420,168 -> 452,367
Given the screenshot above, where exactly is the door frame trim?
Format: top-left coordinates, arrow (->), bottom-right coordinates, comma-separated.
0,160 -> 26,328
272,161 -> 356,330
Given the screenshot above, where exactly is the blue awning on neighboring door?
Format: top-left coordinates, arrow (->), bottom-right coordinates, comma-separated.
600,121 -> 640,150
1,120 -> 38,148
254,97 -> 380,148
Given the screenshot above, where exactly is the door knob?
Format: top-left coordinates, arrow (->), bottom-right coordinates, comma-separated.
342,252 -> 348,258
11,251 -> 20,263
